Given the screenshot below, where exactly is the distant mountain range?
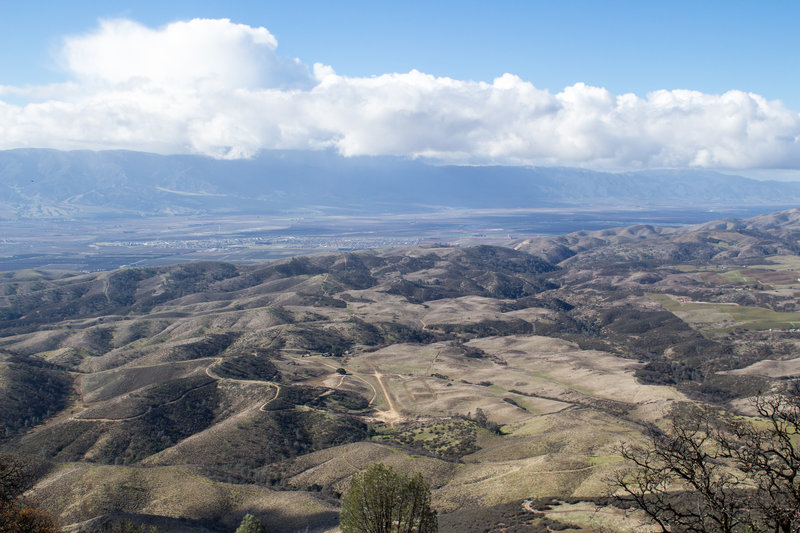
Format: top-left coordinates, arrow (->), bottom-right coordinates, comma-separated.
1,148 -> 799,219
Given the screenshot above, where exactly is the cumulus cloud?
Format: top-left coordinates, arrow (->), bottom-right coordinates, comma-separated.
1,18 -> 799,168
61,18 -> 312,90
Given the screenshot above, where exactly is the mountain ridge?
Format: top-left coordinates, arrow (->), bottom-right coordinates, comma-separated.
2,148 -> 799,220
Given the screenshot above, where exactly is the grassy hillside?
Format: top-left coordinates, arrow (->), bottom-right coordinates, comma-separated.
3,212 -> 800,531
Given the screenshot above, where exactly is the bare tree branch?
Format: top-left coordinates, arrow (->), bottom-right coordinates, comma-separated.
611,395 -> 800,533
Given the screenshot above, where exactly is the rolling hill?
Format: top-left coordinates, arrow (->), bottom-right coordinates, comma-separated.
3,210 -> 800,531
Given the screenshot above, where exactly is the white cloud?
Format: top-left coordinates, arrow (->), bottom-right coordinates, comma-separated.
61,18 -> 312,90
1,18 -> 799,169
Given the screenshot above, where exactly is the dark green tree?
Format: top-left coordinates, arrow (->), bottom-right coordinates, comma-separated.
235,513 -> 266,533
473,408 -> 488,428
340,463 -> 437,533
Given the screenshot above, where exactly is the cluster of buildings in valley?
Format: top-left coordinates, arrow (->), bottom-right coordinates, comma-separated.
98,234 -> 421,252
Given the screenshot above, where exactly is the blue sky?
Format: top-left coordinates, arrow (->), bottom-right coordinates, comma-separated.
1,1 -> 799,171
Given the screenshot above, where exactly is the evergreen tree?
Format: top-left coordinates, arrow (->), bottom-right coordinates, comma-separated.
340,463 -> 437,533
236,513 -> 267,533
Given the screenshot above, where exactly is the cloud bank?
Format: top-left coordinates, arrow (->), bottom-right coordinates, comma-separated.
1,18 -> 799,168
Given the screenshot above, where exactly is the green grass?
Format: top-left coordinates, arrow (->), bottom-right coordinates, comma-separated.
488,384 -> 506,394
647,293 -> 681,311
587,454 -> 624,466
649,293 -> 800,331
719,270 -> 755,284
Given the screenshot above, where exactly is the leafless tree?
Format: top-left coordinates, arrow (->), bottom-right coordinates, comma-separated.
612,389 -> 800,533
720,393 -> 800,532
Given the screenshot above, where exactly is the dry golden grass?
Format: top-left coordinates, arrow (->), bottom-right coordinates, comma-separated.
542,501 -> 659,533
284,441 -> 456,494
270,325 -> 687,519
32,463 -> 338,531
465,335 -> 685,422
2,328 -> 71,354
81,359 -> 210,403
417,296 -> 505,324
436,454 -> 592,511
3,297 -> 689,531
3,245 -> 730,532
723,357 -> 800,378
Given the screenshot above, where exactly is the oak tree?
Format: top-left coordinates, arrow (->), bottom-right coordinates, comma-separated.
613,390 -> 800,533
340,463 -> 437,533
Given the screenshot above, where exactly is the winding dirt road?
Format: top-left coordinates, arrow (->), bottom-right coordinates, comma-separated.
75,380 -> 216,422
75,357 -> 282,422
205,357 -> 281,411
